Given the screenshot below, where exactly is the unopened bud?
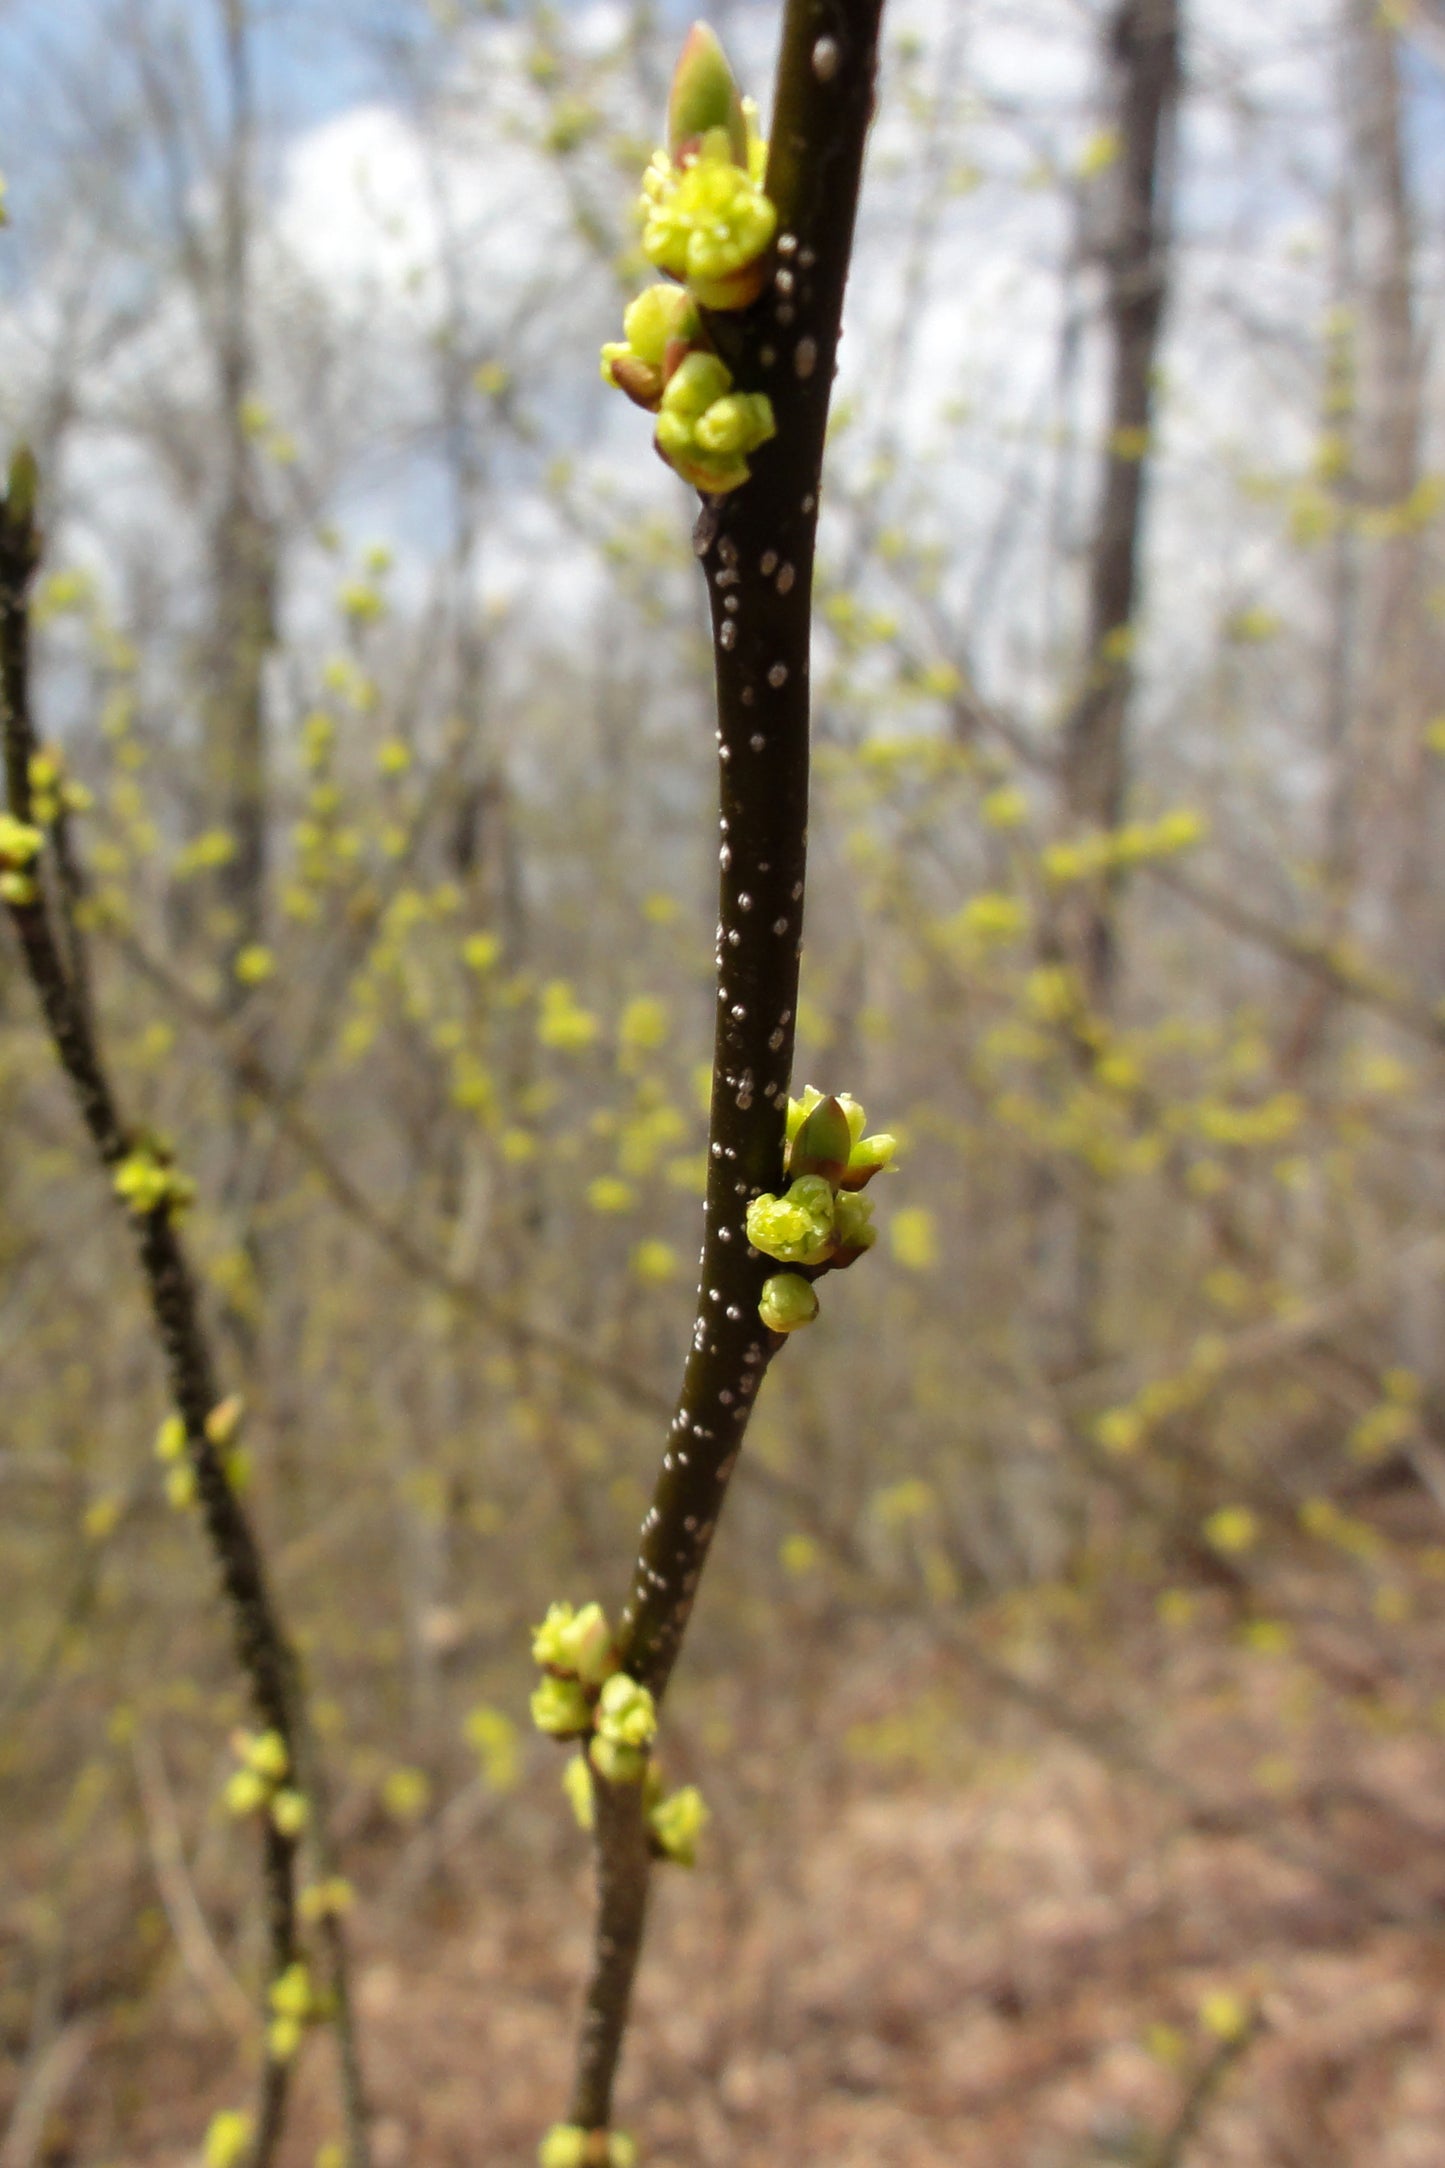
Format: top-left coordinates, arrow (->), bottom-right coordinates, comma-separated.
758,1272 -> 819,1333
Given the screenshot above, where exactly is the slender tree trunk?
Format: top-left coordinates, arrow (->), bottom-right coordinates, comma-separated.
1033,0 -> 1181,1381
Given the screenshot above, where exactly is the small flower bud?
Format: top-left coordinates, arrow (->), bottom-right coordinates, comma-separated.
245,1730 -> 290,1782
153,1414 -> 187,1463
538,2128 -> 588,2168
588,1734 -> 650,1785
649,1783 -> 709,1866
532,1600 -> 580,1670
165,1465 -> 197,1511
203,2111 -> 253,2168
785,1086 -> 824,1145
271,1788 -> 310,1838
224,1768 -> 269,1818
758,1272 -> 819,1333
531,1675 -> 593,1738
267,2014 -> 304,2062
268,1962 -> 313,2021
562,1752 -> 595,1830
595,1672 -> 658,1751
204,1394 -> 245,1447
830,1192 -> 876,1265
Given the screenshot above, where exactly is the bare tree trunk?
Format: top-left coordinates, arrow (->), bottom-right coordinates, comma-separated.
206,0 -> 275,1013
1059,0 -> 1181,1009
1033,0 -> 1181,1381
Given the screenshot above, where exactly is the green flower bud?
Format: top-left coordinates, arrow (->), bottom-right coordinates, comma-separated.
562,1600 -> 620,1687
538,2128 -> 588,2168
532,1600 -> 580,1670
622,283 -> 698,370
595,1672 -> 658,1751
531,1675 -> 593,1738
0,871 -> 37,906
692,391 -> 776,460
758,1272 -> 819,1334
609,2139 -> 638,2168
649,1783 -> 709,1867
588,1734 -> 650,1785
746,1175 -> 836,1266
840,1132 -> 897,1190
787,1094 -> 853,1184
830,1192 -> 876,1263
660,350 -> 733,422
667,22 -> 748,164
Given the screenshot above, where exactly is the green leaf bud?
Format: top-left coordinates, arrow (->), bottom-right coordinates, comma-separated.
840,1132 -> 897,1190
667,22 -> 748,165
835,1094 -> 868,1148
588,1734 -> 650,1784
787,1094 -> 853,1184
746,1175 -> 836,1266
785,1086 -> 824,1145
538,2128 -> 588,2168
609,2139 -> 638,2168
0,871 -> 38,906
648,1783 -> 709,1866
531,1675 -> 593,1738
595,1671 -> 658,1750
758,1272 -> 819,1333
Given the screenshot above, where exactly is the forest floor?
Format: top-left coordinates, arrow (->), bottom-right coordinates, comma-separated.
27,1590 -> 1445,2168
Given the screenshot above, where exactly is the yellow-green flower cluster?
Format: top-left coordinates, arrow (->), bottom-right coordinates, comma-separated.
0,811 -> 43,907
113,1141 -> 197,1219
641,124 -> 774,308
267,1959 -> 329,2062
539,2127 -> 637,2168
747,1091 -> 899,1335
224,1727 -> 308,1838
601,25 -> 777,495
561,1751 -> 708,1869
28,748 -> 92,827
531,1600 -> 657,1782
